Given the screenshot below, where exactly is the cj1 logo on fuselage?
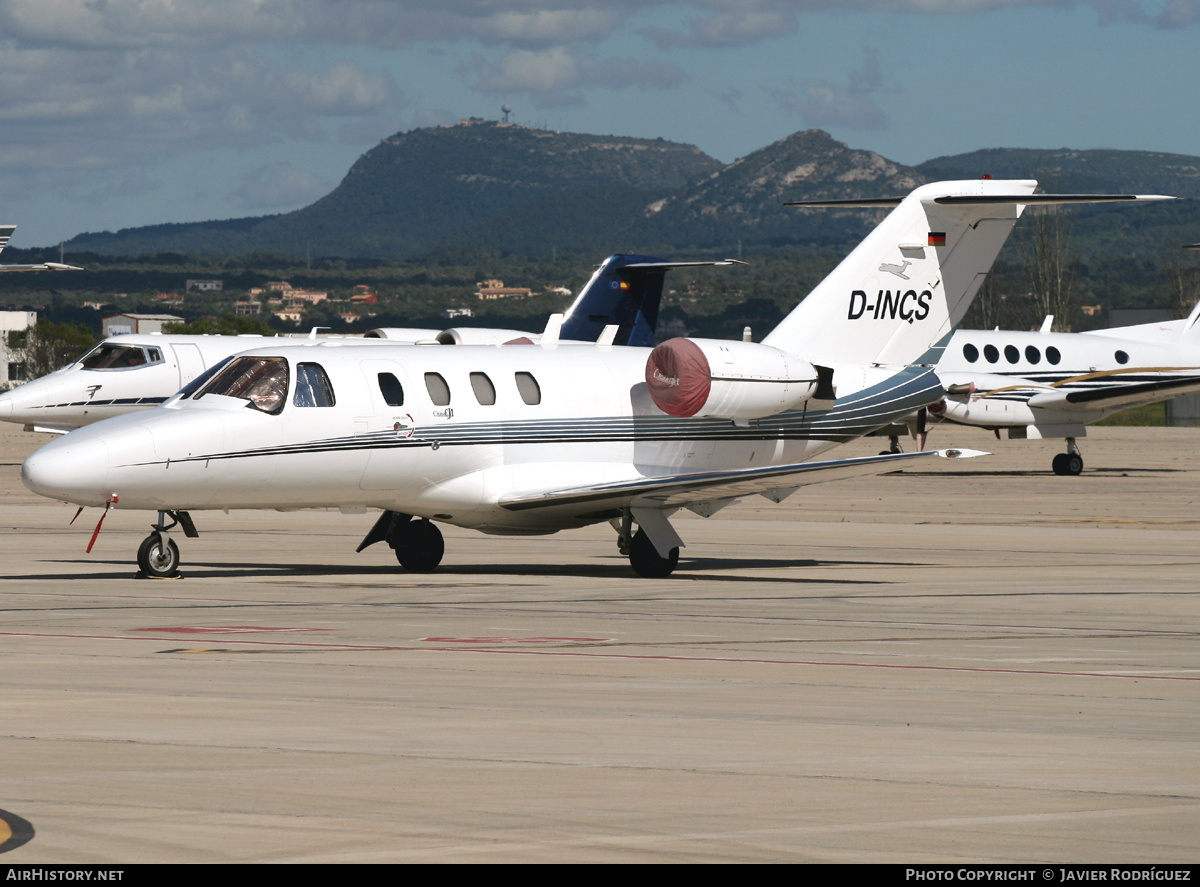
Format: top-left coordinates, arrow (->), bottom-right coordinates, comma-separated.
848,289 -> 932,323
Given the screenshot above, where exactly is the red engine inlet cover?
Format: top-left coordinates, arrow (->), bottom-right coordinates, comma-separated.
645,338 -> 711,417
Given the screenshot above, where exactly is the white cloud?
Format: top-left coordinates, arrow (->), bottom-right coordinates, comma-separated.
235,162 -> 332,210
768,53 -> 889,131
470,45 -> 685,106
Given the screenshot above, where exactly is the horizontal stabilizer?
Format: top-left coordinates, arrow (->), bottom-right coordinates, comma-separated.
500,447 -> 987,514
786,194 -> 1172,208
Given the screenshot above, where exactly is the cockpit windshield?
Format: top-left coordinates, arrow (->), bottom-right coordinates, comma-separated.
79,343 -> 164,370
195,356 -> 289,414
177,356 -> 235,399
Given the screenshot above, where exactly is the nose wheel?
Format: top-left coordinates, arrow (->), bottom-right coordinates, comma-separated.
134,510 -> 195,578
137,533 -> 180,577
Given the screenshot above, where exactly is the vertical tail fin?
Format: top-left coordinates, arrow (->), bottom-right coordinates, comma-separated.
0,225 -> 15,258
561,254 -> 744,346
762,181 -> 1169,368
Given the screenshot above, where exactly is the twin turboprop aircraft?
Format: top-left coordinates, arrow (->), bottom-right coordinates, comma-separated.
19,180 -> 1167,577
926,304 -> 1200,474
0,254 -> 736,433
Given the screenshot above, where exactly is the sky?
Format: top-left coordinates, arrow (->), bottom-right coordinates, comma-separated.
1,0 -> 1198,248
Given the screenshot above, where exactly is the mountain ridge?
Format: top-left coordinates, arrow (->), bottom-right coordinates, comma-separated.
64,122 -> 1200,259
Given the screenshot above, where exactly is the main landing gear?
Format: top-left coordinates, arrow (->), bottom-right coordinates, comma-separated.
136,510 -> 197,578
1051,438 -> 1084,476
357,510 -> 445,572
613,510 -> 680,578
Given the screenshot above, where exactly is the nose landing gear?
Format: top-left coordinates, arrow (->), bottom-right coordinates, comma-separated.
136,510 -> 197,578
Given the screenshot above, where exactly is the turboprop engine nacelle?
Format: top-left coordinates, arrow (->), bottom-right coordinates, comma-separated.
645,337 -> 820,420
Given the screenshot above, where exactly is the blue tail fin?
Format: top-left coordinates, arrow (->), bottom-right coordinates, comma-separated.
561,254 -> 744,346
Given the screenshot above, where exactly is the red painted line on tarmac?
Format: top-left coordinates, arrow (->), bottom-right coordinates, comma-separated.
419,636 -> 611,644
131,626 -> 324,634
0,630 -> 1195,681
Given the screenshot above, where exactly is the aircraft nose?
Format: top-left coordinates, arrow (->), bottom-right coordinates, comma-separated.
0,391 -> 12,420
21,435 -> 112,506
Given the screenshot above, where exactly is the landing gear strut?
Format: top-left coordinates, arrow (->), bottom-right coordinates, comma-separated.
1052,438 -> 1084,476
136,510 -> 196,578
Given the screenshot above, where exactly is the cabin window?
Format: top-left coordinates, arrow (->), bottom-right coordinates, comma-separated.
425,372 -> 451,406
78,343 -> 161,370
1046,346 -> 1061,365
294,362 -> 336,407
197,355 -> 289,414
1004,345 -> 1020,364
962,343 -> 979,363
1025,346 -> 1041,365
470,372 -> 496,405
515,372 -> 541,405
983,344 -> 999,364
378,373 -> 404,406
1115,350 -> 1129,365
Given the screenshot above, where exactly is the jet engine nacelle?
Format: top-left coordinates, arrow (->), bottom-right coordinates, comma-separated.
645,337 -> 819,420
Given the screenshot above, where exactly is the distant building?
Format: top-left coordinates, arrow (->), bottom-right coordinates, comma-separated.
235,299 -> 262,316
101,313 -> 184,336
351,285 -> 378,305
0,310 -> 36,387
185,279 -> 223,292
443,307 -> 474,319
476,279 -> 532,301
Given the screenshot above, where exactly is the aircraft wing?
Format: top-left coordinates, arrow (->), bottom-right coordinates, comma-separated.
1026,370 -> 1200,411
499,448 -> 986,514
0,262 -> 83,273
0,225 -> 81,271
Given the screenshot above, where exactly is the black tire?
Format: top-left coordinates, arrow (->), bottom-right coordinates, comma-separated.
1065,453 -> 1083,475
394,520 -> 444,572
1051,453 -> 1068,475
137,534 -> 180,577
629,527 -> 679,578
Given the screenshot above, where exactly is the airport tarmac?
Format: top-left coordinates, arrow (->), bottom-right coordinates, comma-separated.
0,423 -> 1198,863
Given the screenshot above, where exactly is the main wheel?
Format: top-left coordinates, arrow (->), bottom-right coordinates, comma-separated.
629,527 -> 679,578
1065,453 -> 1083,475
393,520 -> 444,572
137,534 -> 180,577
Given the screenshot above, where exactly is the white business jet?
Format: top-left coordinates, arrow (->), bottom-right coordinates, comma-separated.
21,180 -> 1164,577
0,254 -> 735,432
0,225 -> 82,272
